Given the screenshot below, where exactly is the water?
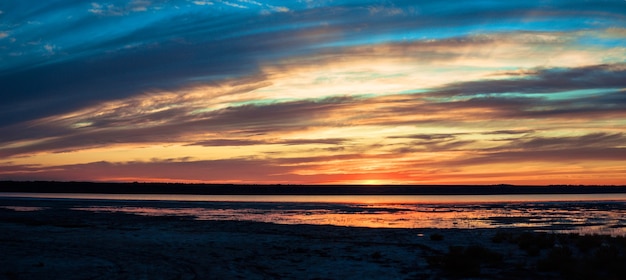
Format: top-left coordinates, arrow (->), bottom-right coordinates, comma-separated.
2,192 -> 626,236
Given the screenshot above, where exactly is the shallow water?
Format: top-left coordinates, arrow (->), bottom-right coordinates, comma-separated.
69,201 -> 626,236
3,193 -> 626,236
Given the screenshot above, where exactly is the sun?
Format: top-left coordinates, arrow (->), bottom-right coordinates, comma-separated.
350,179 -> 390,185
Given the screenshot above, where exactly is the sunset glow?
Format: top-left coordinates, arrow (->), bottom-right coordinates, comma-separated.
1,1 -> 625,184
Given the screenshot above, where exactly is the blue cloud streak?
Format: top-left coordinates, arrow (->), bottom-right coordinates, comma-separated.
2,0 -> 625,127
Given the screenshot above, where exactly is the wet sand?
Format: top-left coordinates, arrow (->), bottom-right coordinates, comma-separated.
1,198 -> 625,279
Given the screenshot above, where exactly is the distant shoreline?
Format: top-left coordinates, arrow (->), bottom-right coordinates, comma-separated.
2,181 -> 626,195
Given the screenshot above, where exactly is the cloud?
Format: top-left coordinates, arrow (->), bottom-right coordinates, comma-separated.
0,159 -> 301,183
280,138 -> 348,146
387,134 -> 461,141
483,130 -> 535,135
192,1 -> 213,5
0,164 -> 43,174
1,0 -> 626,184
129,0 -> 152,12
500,133 -> 626,151
188,138 -> 347,147
88,1 -> 154,16
88,3 -> 124,16
391,140 -> 475,154
187,139 -> 265,146
368,6 -> 405,16
220,1 -> 248,9
237,0 -> 262,6
434,132 -> 626,169
428,64 -> 626,97
0,93 -> 356,157
2,2 -> 624,128
271,6 -> 289,13
454,148 -> 626,167
2,142 -> 625,184
0,155 -> 431,184
3,63 -> 625,159
43,43 -> 55,54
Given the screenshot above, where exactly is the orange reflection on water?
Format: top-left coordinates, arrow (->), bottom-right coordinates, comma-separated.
0,206 -> 48,212
70,199 -> 626,236
5,192 -> 626,236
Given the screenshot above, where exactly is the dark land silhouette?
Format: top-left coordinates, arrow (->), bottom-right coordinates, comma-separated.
2,180 -> 626,195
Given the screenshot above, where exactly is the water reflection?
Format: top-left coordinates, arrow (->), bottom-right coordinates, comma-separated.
72,201 -> 626,236
3,193 -> 625,235
0,206 -> 48,212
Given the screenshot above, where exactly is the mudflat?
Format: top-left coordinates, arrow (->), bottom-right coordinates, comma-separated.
2,198 -> 625,279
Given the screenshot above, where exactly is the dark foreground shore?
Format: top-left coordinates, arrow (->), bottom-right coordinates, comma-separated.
2,198 -> 626,280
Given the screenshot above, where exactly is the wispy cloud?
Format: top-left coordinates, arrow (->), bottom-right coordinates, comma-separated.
88,0 -> 154,16
2,63 -> 625,158
496,133 -> 626,151
189,138 -> 348,147
191,1 -> 213,6
428,64 -> 626,97
219,1 -> 248,9
1,0 -> 625,184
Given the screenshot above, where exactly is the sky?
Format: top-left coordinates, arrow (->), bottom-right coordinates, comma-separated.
1,0 -> 625,185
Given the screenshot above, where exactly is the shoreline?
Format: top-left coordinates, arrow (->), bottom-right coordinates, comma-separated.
2,198 -> 626,279
2,181 -> 626,196
4,192 -> 626,204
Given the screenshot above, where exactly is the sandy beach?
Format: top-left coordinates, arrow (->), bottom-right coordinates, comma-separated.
2,198 -> 626,279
